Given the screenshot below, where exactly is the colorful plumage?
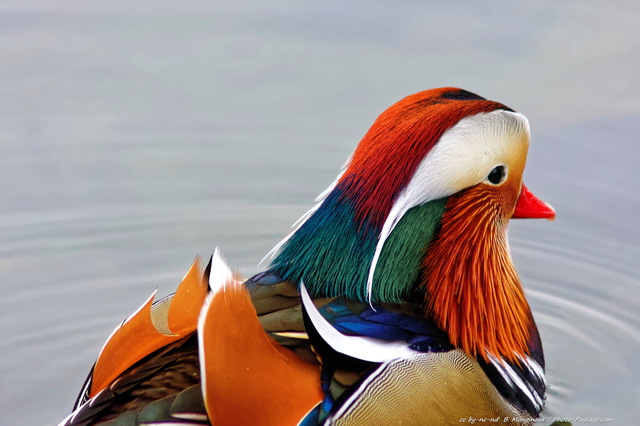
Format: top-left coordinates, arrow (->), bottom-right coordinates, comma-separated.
60,88 -> 555,426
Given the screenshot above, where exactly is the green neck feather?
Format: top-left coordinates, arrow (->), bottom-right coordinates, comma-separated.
270,193 -> 446,303
373,198 -> 446,302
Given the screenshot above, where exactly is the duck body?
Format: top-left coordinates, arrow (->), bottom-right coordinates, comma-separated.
61,88 -> 555,426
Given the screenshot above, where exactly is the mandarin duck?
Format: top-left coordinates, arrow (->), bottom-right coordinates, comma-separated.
60,88 -> 556,426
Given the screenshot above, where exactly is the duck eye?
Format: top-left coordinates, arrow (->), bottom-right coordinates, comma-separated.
487,165 -> 506,185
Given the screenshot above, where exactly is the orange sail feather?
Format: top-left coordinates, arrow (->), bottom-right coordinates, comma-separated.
198,253 -> 322,425
89,258 -> 209,397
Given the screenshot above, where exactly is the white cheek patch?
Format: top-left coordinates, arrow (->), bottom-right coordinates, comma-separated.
366,110 -> 530,301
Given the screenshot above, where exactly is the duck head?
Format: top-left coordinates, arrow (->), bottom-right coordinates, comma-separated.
268,87 -> 554,361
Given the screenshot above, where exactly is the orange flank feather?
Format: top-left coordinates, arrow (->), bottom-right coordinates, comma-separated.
423,184 -> 533,364
198,262 -> 323,425
89,258 -> 208,397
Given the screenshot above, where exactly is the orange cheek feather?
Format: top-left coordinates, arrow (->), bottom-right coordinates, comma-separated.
422,184 -> 533,363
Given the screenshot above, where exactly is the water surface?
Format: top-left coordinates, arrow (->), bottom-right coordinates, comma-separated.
1,2 -> 639,424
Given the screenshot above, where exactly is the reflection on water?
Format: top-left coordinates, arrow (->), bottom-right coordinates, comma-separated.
512,219 -> 640,421
2,2 -> 639,425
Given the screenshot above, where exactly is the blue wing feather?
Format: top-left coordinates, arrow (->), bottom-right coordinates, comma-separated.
316,298 -> 453,353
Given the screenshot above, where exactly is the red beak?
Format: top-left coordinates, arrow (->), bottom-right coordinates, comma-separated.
512,184 -> 556,220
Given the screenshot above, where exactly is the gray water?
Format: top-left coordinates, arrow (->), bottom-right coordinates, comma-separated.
1,2 -> 639,425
